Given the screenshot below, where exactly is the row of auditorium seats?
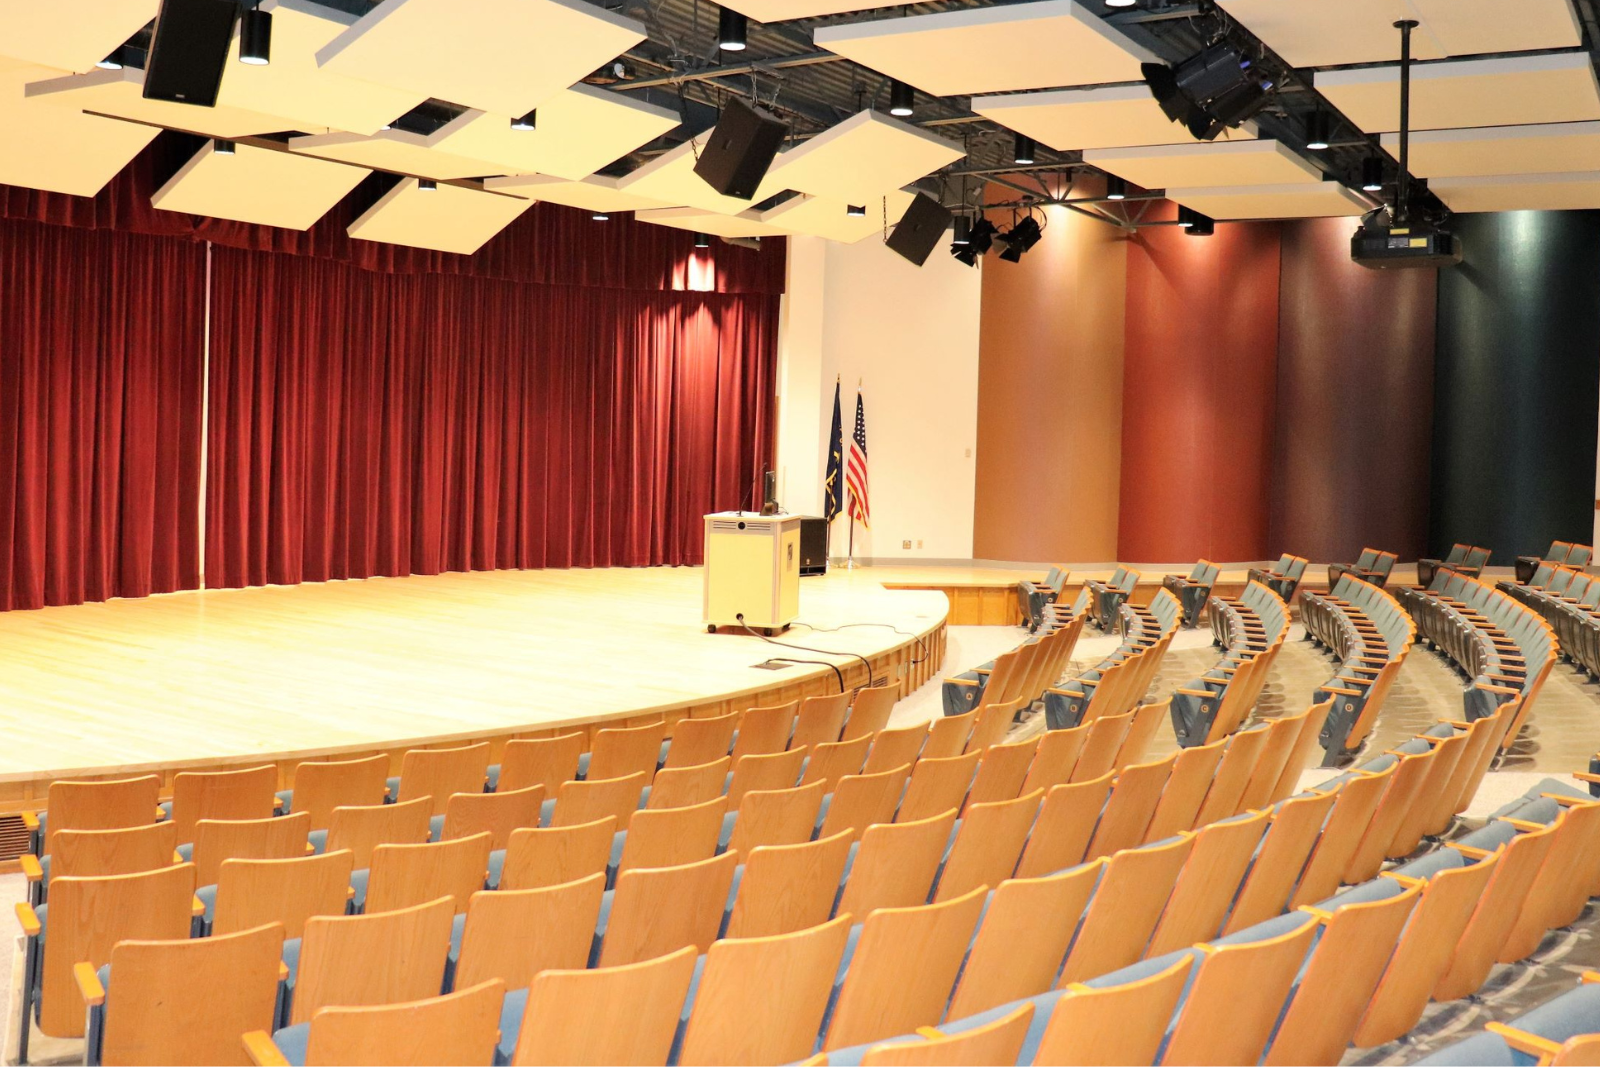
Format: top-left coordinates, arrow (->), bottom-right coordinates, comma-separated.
1043,589 -> 1181,730
1017,567 -> 1069,633
1397,571 -> 1557,742
1161,560 -> 1220,629
823,699 -> 1595,1067
1247,554 -> 1309,603
1328,546 -> 1399,589
1415,973 -> 1600,1065
941,616 -> 1084,718
1515,540 -> 1594,585
1299,575 -> 1416,765
33,694 -> 1333,1066
1498,560 -> 1600,676
1169,581 -> 1289,748
1417,542 -> 1491,586
1081,567 -> 1141,631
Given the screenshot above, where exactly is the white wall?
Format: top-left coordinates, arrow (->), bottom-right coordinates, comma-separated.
775,234 -> 983,561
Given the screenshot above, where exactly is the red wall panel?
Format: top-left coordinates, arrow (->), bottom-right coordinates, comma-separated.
1119,216 -> 1282,562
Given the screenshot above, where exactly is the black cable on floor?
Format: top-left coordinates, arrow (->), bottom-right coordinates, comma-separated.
789,620 -> 929,666
737,615 -> 869,693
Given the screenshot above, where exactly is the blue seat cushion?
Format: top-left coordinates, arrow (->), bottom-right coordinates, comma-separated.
1411,1032 -> 1517,1066
271,1023 -> 311,1067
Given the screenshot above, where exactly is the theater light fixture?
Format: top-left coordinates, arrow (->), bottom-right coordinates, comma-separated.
997,215 -> 1042,262
847,204 -> 866,217
592,212 -> 610,221
1105,175 -> 1127,200
214,139 -> 235,155
418,178 -> 437,191
1179,205 -> 1214,236
511,109 -> 537,131
1305,111 -> 1331,150
1106,0 -> 1137,6
239,7 -> 272,65
1361,157 -> 1385,192
1013,134 -> 1036,165
952,216 -> 972,245
1143,42 -> 1275,141
718,7 -> 748,51
694,232 -> 711,248
888,80 -> 915,117
96,49 -> 125,70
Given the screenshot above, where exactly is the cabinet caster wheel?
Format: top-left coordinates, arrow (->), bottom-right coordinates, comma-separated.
763,627 -> 775,637
707,625 -> 717,634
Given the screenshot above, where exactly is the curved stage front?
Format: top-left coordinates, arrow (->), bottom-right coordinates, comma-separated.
0,568 -> 947,809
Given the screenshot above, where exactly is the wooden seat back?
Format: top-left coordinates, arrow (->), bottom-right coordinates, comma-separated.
1223,789 -> 1340,934
325,796 -> 432,869
1192,724 -> 1270,827
508,946 -> 696,1067
299,979 -> 505,1067
1146,809 -> 1271,956
728,779 -> 826,856
454,873 -> 606,990
587,720 -> 665,784
289,755 -> 390,831
598,850 -> 739,966
40,774 -> 162,857
1033,956 -> 1193,1067
366,832 -> 492,915
1057,834 -> 1194,985
1500,802 -> 1600,962
292,896 -> 455,1025
617,795 -> 727,875
727,747 -> 807,807
214,850 -> 355,938
1142,739 -> 1226,842
499,817 -> 616,891
1019,725 -> 1089,795
551,771 -> 644,829
192,811 -> 310,887
964,738 -> 1037,810
819,765 -> 911,843
1434,820 -> 1560,1001
1014,773 -> 1114,879
1071,710 -> 1133,782
921,711 -> 975,760
843,686 -> 898,742
862,724 -> 927,776
497,733 -> 584,795
1084,754 -> 1175,861
169,765 -> 278,846
647,757 -> 730,811
1161,916 -> 1319,1065
895,751 -> 979,824
664,712 -> 739,770
397,743 -> 490,817
800,735 -> 873,789
442,784 -> 545,850
1288,772 -> 1390,909
966,699 -> 1022,754
725,830 -> 853,940
936,789 -> 1043,902
837,809 -> 957,919
731,701 -> 799,761
792,692 -> 851,751
50,821 -> 178,881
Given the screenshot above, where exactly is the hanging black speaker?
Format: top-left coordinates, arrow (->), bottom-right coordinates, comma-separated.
693,97 -> 788,200
143,0 -> 241,107
886,193 -> 953,267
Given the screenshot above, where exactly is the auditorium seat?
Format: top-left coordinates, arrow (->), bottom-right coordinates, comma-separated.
497,817 -> 616,891
793,692 -> 852,750
280,755 -> 390,833
934,789 -> 1042,902
921,711 -> 975,759
1068,709 -> 1133,781
1017,725 -> 1089,796
841,686 -> 899,742
596,850 -> 739,966
167,765 -> 281,849
1013,773 -> 1113,879
1030,956 -> 1191,1067
1516,539 -> 1575,583
80,921 -> 284,1067
1056,835 -> 1193,984
1018,565 -> 1069,634
503,946 -> 696,1066
1247,553 -> 1309,602
965,699 -> 1022,753
895,752 -> 979,824
724,831 -> 852,939
860,1003 -> 1034,1067
819,766 -> 911,842
730,701 -> 799,761
1171,580 -> 1290,749
836,810 -> 957,918
963,738 -> 1036,809
678,915 -> 856,1067
1412,972 -> 1600,1066
1327,546 -> 1398,589
321,797 -> 431,870
550,772 -> 646,828
1433,818 -> 1560,1001
395,744 -> 490,818
191,812 -> 312,889
1417,541 -> 1472,586
663,712 -> 740,770
1299,574 -> 1415,762
288,897 -> 454,1026
586,721 -> 666,784
20,773 -> 163,906
1285,771 -> 1389,909
493,733 -> 584,795
821,886 -> 989,1052
363,833 -> 492,919
1163,559 -> 1220,627
246,979 -> 505,1067
212,852 -> 355,939
615,795 -> 726,876
442,783 -> 544,847
647,757 -> 729,810
1142,740 -> 1227,843
1083,566 -> 1141,631
727,780 -> 827,855
32,822 -> 178,894
727,747 -> 808,805
801,735 -> 873,788
1145,811 -> 1271,956
453,874 -> 604,991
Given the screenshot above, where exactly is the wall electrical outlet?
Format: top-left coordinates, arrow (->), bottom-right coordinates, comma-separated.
917,540 -> 923,549
901,540 -> 912,549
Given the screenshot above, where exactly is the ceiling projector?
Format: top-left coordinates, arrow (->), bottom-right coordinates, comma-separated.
1350,212 -> 1463,270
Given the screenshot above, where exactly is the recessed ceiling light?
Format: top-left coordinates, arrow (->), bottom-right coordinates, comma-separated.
1362,157 -> 1385,193
847,204 -> 866,217
418,179 -> 437,192
95,49 -> 124,70
593,212 -> 610,221
1013,134 -> 1036,166
888,80 -> 914,118
511,109 -> 537,132
718,7 -> 748,51
214,139 -> 236,155
1305,112 -> 1331,151
694,232 -> 711,248
1105,175 -> 1127,201
239,8 -> 272,65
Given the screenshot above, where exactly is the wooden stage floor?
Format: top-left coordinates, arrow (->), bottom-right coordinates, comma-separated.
0,568 -> 947,803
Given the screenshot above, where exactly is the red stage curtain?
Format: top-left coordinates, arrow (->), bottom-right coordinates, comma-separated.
205,246 -> 778,588
0,218 -> 205,610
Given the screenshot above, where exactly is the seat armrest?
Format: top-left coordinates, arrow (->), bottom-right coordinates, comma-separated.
243,1032 -> 291,1067
74,961 -> 106,1007
20,810 -> 39,831
20,854 -> 43,881
16,901 -> 41,937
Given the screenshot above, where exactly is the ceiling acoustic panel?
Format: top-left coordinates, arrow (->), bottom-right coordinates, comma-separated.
634,206 -> 789,239
1430,171 -> 1600,213
0,57 -> 159,196
971,85 -> 1258,152
289,119 -> 498,181
0,0 -> 158,73
1382,122 -> 1600,179
813,1 -> 1159,97
759,191 -> 915,243
1084,139 -> 1321,190
151,141 -> 369,229
316,0 -> 646,118
1318,53 -> 1600,134
347,178 -> 533,254
718,0 -> 913,22
427,84 -> 680,182
1167,181 -> 1370,219
615,132 -> 790,215
481,174 -> 670,214
1216,0 -> 1580,68
25,66 -> 296,139
216,0 -> 428,137
764,110 -> 963,204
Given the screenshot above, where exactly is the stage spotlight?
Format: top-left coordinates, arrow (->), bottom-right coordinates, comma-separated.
718,7 -> 748,51
214,139 -> 235,155
1105,175 -> 1127,200
418,178 -> 437,191
1013,134 -> 1036,165
694,232 -> 711,248
1178,206 -> 1214,236
997,215 -> 1042,262
592,212 -> 610,221
847,204 -> 866,217
511,109 -> 537,131
96,48 -> 125,70
951,243 -> 978,266
1143,42 -> 1275,141
952,216 -> 972,245
1361,157 -> 1385,193
1106,0 -> 1137,6
1304,111 -> 1331,150
968,217 -> 998,256
240,7 -> 272,65
888,80 -> 915,117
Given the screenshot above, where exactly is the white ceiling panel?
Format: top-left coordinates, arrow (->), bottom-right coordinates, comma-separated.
216,0 -> 427,136
1382,122 -> 1600,178
25,66 -> 298,138
316,0 -> 645,118
1168,181 -> 1370,219
813,1 -> 1159,97
0,58 -> 159,196
151,141 -> 368,229
0,1 -> 157,73
971,85 -> 1258,152
1430,171 -> 1600,213
760,191 -> 915,243
427,84 -> 679,182
289,119 -> 498,181
347,178 -> 533,254
765,110 -> 963,204
1217,0 -> 1580,68
1318,52 -> 1600,133
1084,139 -> 1321,190
483,173 -> 671,213
634,206 -> 789,239
615,132 -> 789,215
718,0 -> 913,22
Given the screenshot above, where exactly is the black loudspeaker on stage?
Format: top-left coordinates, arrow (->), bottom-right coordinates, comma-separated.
887,194 -> 954,267
694,98 -> 788,200
144,0 -> 241,107
799,516 -> 829,577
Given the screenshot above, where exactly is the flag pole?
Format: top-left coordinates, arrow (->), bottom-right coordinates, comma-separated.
847,513 -> 855,570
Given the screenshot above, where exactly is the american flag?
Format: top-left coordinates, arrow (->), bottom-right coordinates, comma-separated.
846,390 -> 870,528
